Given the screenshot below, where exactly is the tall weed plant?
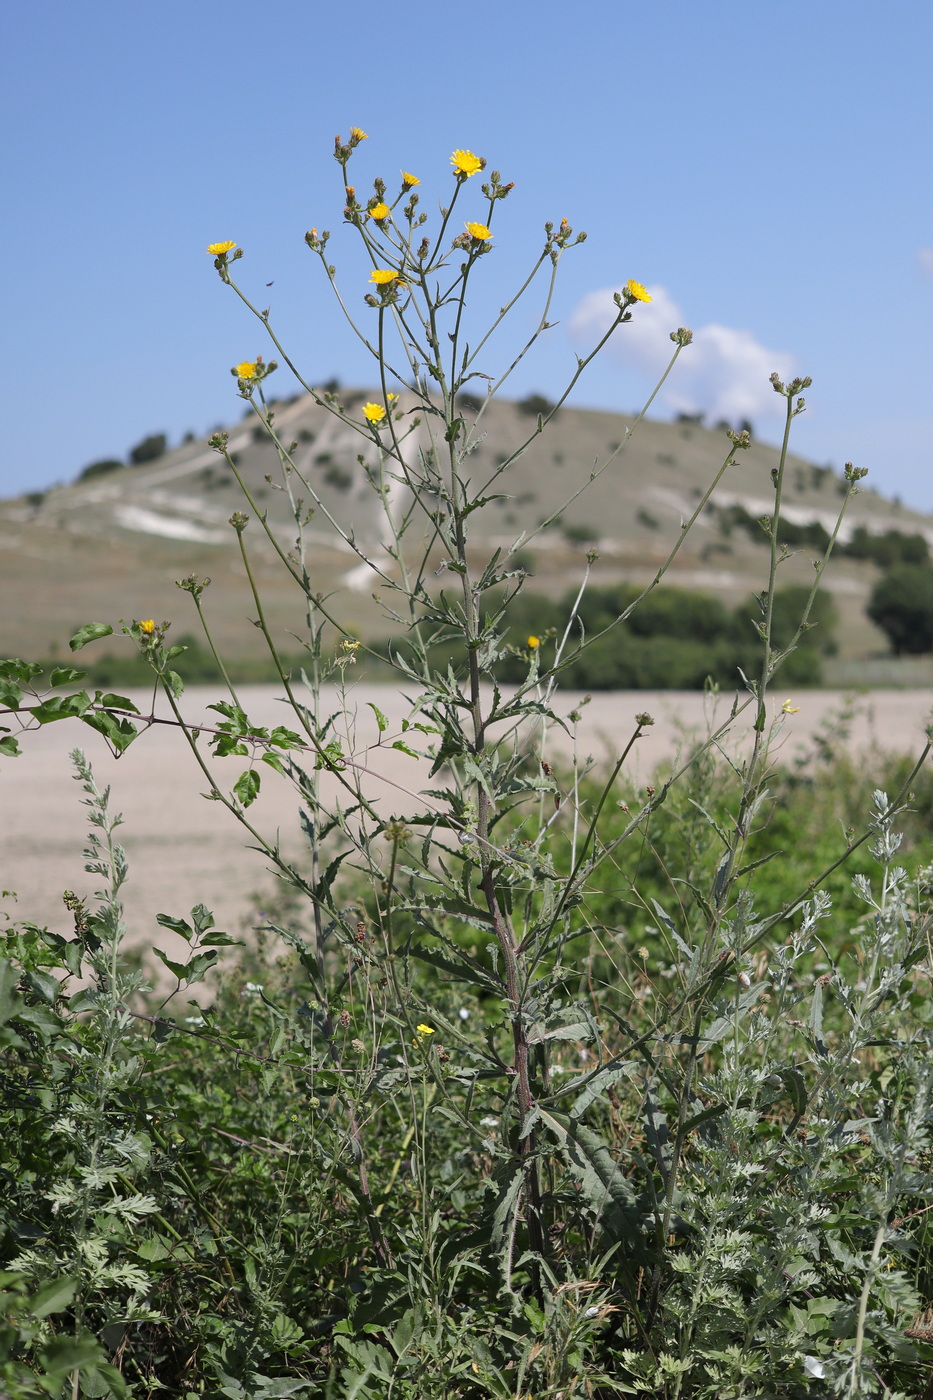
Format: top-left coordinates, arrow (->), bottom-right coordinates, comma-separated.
2,131 -> 933,1398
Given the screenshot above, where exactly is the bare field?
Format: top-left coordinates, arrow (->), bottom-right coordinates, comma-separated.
2,685 -> 931,974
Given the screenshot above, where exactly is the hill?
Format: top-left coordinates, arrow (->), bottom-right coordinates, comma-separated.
3,390 -> 931,679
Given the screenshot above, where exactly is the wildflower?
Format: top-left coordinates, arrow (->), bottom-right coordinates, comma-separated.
451,148 -> 483,177
458,1007 -> 470,1021
236,361 -> 258,379
369,268 -> 401,285
369,201 -> 390,221
207,240 -> 236,255
465,221 -> 492,241
363,403 -> 386,423
401,171 -> 420,187
416,1023 -> 435,1038
139,619 -> 156,635
527,635 -> 540,649
341,638 -> 361,651
781,699 -> 801,714
349,127 -> 367,141
625,279 -> 652,303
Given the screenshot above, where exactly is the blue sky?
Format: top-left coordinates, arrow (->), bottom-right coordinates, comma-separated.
5,0 -> 933,507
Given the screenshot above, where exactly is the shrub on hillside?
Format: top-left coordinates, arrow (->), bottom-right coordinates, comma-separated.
77,457 -> 124,482
129,432 -> 168,465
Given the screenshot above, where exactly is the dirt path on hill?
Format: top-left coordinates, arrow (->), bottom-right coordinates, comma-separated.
2,685 -> 931,978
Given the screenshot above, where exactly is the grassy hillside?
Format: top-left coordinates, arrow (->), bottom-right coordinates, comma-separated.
4,390 -> 931,678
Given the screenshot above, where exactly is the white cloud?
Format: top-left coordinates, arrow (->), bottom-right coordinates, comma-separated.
918,247 -> 933,277
569,284 -> 797,426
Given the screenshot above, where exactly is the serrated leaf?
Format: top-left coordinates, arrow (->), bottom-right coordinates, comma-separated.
234,769 -> 261,806
69,622 -> 114,651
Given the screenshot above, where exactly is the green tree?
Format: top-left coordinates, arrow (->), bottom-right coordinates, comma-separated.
867,563 -> 933,654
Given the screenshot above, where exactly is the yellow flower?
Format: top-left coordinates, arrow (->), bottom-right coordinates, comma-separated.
369,268 -> 401,285
465,221 -> 492,241
139,619 -> 156,635
369,202 -> 390,220
236,361 -> 258,379
363,403 -> 386,423
781,699 -> 801,714
527,635 -> 540,649
451,149 -> 483,177
386,392 -> 398,403
401,171 -> 420,187
207,240 -> 236,255
349,127 -> 368,141
416,1023 -> 435,1038
625,279 -> 652,303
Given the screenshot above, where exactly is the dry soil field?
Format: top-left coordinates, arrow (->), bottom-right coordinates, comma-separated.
2,685 -> 931,977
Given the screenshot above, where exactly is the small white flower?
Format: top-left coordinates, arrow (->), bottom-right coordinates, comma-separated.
802,1355 -> 826,1379
244,982 -> 264,994
458,1007 -> 470,1021
480,1115 -> 498,1128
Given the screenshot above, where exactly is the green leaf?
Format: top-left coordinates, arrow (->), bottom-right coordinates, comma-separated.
151,948 -> 190,980
32,692 -> 92,724
0,657 -> 43,683
69,622 -> 113,651
367,702 -> 389,733
23,968 -> 60,1006
0,958 -> 22,1027
391,740 -> 420,758
166,670 -> 185,699
48,666 -> 88,687
0,734 -> 21,756
234,769 -> 261,806
156,913 -> 194,941
81,710 -> 138,754
0,678 -> 24,707
30,1274 -> 77,1319
539,1107 -> 647,1249
94,692 -> 139,712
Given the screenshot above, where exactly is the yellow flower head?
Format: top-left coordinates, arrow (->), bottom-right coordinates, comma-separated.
369,201 -> 390,221
781,699 -> 801,714
207,240 -> 236,255
401,171 -> 420,187
451,149 -> 483,177
139,619 -> 156,635
363,403 -> 386,423
625,279 -> 652,303
236,361 -> 258,379
465,221 -> 492,241
349,127 -> 368,141
527,635 -> 540,650
416,1023 -> 435,1038
369,268 -> 401,285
